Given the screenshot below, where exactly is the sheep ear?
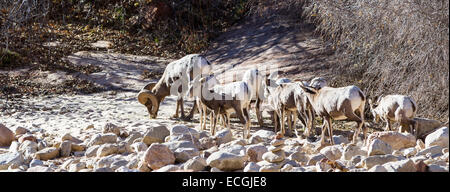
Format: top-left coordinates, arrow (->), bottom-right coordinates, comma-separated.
199,77 -> 206,83
376,94 -> 383,103
268,71 -> 278,80
299,84 -> 317,94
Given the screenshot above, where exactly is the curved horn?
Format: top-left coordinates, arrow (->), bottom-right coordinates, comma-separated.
138,82 -> 159,115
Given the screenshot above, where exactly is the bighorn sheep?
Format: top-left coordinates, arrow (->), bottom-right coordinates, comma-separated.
187,74 -> 252,138
265,82 -> 314,137
241,68 -> 265,127
298,83 -> 367,145
368,95 -> 417,133
137,54 -> 212,119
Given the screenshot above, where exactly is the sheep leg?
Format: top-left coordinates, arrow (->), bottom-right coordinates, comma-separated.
309,107 -> 316,136
297,111 -> 307,132
210,112 -> 213,133
255,98 -> 264,127
234,106 -> 247,139
281,108 -> 286,135
173,99 -> 180,118
320,117 -> 328,145
384,114 -> 392,131
293,111 -> 299,138
220,114 -> 226,128
287,111 -> 293,137
184,102 -> 197,121
227,113 -> 231,130
273,112 -> 279,133
326,116 -> 334,145
180,99 -> 186,118
345,111 -> 364,145
201,104 -> 207,131
243,108 -> 251,139
211,108 -> 220,136
197,101 -> 203,130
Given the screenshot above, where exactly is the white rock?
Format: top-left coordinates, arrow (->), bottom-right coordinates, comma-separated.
85,145 -> 100,157
214,129 -> 233,145
425,127 -> 449,149
206,151 -> 246,171
169,124 -> 200,140
174,147 -> 200,163
368,165 -> 388,172
164,140 -> 197,152
252,130 -> 275,141
246,144 -> 268,162
183,156 -> 207,172
29,159 -> 44,167
143,125 -> 170,145
400,147 -> 417,158
366,131 -> 416,150
94,167 -> 114,172
320,145 -> 343,161
34,147 -> 59,160
248,135 -> 264,144
332,135 -> 349,145
382,159 -> 416,172
307,153 -> 326,166
316,160 -> 333,172
27,166 -> 54,172
220,145 -> 246,156
87,133 -> 117,147
0,152 -> 24,170
59,141 -> 72,157
416,145 -> 444,157
289,151 -> 309,164
262,151 -> 285,163
143,143 -> 175,170
8,141 -> 20,152
281,164 -> 293,172
110,160 -> 129,170
243,162 -> 261,172
69,162 -> 87,172
115,166 -> 139,172
154,164 -> 180,172
342,144 -> 367,160
130,142 -> 148,153
362,154 -> 398,169
428,164 -> 448,172
368,139 -> 393,156
124,132 -> 142,145
96,144 -> 119,157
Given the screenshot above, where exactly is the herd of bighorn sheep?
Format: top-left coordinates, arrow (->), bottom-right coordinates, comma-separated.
138,54 -> 441,145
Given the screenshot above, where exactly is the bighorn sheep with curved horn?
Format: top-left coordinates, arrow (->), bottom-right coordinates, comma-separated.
138,54 -> 212,119
368,94 -> 417,133
298,83 -> 367,145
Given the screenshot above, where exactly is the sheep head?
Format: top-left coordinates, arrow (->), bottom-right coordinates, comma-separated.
138,82 -> 160,119
368,95 -> 383,123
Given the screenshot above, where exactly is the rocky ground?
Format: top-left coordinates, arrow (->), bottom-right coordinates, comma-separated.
0,17 -> 449,173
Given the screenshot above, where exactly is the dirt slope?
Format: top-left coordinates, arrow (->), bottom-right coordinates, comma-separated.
204,15 -> 337,84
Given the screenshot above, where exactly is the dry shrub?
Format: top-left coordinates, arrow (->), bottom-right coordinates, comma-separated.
246,0 -> 306,21
303,0 -> 449,121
